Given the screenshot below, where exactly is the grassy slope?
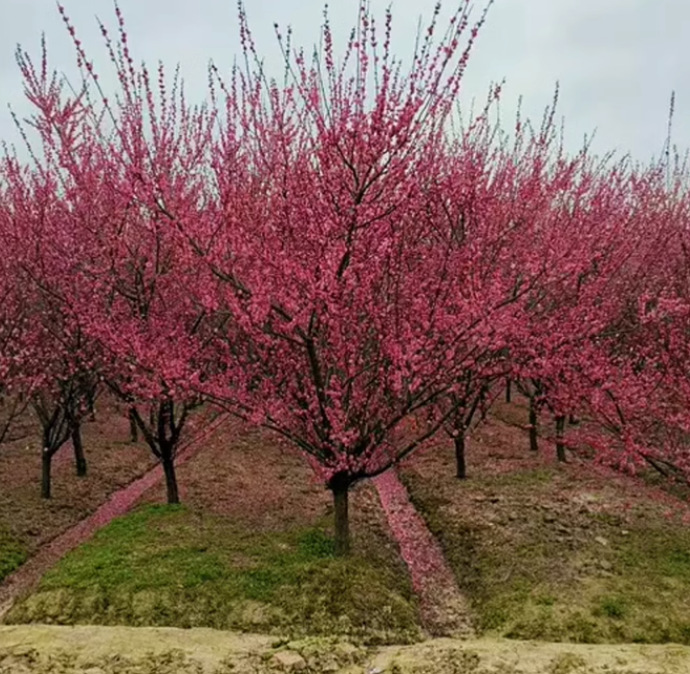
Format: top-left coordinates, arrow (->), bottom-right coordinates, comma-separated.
401,400 -> 690,644
6,424 -> 422,645
10,399 -> 690,647
0,525 -> 27,582
6,503 -> 420,644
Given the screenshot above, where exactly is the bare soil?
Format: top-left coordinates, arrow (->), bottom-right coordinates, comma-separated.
0,412 -> 230,620
2,624 -> 690,673
0,401 -> 154,563
2,415 -> 422,642
399,396 -> 690,642
5,395 -> 690,670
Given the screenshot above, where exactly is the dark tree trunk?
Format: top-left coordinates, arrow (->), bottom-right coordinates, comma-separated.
529,395 -> 539,452
72,423 -> 87,476
34,397 -> 72,499
331,477 -> 350,556
128,399 -> 192,506
41,449 -> 52,499
161,447 -> 180,505
555,415 -> 567,463
455,430 -> 467,479
506,379 -> 512,403
128,407 -> 138,443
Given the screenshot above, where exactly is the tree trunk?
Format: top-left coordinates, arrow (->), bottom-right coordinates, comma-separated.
72,423 -> 87,476
455,430 -> 467,479
128,407 -> 138,443
555,415 -> 567,463
529,395 -> 539,452
569,414 -> 579,425
331,478 -> 350,556
161,452 -> 180,505
41,449 -> 52,499
506,379 -> 512,403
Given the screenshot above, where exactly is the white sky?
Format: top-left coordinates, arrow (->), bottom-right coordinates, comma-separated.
0,0 -> 687,163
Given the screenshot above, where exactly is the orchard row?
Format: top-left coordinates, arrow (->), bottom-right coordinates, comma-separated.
1,2 -> 689,554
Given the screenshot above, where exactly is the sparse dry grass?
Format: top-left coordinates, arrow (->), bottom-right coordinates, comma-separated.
401,406 -> 690,644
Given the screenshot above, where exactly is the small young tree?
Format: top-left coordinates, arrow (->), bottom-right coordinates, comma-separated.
13,19 -> 217,504
0,141 -> 103,494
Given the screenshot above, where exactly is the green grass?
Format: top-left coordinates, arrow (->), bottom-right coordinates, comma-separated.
401,467 -> 690,645
6,504 -> 420,644
0,525 -> 27,582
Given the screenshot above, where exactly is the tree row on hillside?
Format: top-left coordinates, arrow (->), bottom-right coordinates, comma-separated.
1,1 -> 689,554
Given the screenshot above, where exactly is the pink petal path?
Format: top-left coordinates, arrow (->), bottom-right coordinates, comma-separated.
373,468 -> 474,638
0,413 -> 230,620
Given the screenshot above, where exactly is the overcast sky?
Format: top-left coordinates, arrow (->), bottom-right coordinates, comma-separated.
0,0 -> 687,163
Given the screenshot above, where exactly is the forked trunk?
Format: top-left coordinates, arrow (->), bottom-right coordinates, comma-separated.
529,395 -> 539,452
72,423 -> 87,476
555,415 -> 567,463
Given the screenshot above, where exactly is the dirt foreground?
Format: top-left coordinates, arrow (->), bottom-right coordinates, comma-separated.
2,625 -> 690,673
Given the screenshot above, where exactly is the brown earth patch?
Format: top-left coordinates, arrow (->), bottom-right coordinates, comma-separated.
0,400 -> 154,565
399,398 -> 690,643
2,625 -> 690,673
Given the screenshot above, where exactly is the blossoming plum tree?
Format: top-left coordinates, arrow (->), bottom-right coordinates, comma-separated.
14,19 -> 223,504
0,152 -> 98,496
187,1 -> 568,554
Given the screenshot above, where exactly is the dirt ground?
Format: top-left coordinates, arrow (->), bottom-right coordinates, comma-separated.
0,401 -> 154,559
2,414 -> 422,642
397,396 -> 690,643
5,396 -> 690,671
2,624 -> 690,673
